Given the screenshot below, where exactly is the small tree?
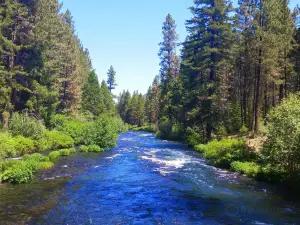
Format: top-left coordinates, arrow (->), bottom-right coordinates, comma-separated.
106,66 -> 117,93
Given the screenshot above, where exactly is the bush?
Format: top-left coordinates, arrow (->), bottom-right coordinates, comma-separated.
158,117 -> 172,139
59,149 -> 71,156
88,145 -> 103,153
0,161 -> 35,184
14,136 -> 36,156
9,112 -> 45,140
231,161 -> 261,178
83,115 -> 118,148
48,151 -> 60,161
22,153 -> 49,162
195,138 -> 255,168
39,161 -> 54,170
36,131 -> 74,151
0,133 -> 16,159
0,160 -> 20,173
239,125 -> 248,134
263,94 -> 300,174
59,148 -> 76,156
79,145 -> 89,152
186,127 -> 203,146
157,118 -> 185,141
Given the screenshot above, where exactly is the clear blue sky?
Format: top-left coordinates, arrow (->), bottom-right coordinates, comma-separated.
60,0 -> 298,95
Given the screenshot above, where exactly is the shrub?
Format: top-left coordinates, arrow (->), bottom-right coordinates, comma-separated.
83,115 -> 118,148
195,138 -> 255,168
263,94 -> 300,174
0,160 -> 20,173
39,161 -> 54,170
186,127 -> 203,146
9,112 -> 45,140
14,136 -> 36,156
79,145 -> 89,152
0,133 -> 16,159
231,161 -> 261,178
0,160 -> 40,184
59,149 -> 71,156
59,148 -> 76,156
49,114 -> 68,130
61,120 -> 86,145
158,117 -> 172,139
48,151 -> 60,161
22,153 -> 49,162
239,125 -> 248,134
36,131 -> 74,151
88,145 -> 103,153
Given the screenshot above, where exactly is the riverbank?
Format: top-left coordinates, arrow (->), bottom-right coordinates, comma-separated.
0,113 -> 128,184
1,131 -> 299,224
131,126 -> 300,190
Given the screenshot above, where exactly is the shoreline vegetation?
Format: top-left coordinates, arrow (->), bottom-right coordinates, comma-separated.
0,113 -> 128,184
129,96 -> 300,190
0,1 -> 122,184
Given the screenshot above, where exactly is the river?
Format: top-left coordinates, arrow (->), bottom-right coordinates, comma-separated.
0,131 -> 300,224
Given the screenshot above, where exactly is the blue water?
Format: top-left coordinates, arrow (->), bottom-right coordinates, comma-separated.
0,131 -> 300,224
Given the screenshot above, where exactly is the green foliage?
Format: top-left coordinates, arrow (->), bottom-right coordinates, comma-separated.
0,152 -> 54,184
83,115 -> 119,148
157,118 -> 184,141
59,148 -> 76,156
88,145 -> 103,153
51,114 -> 87,145
48,151 -> 60,161
9,113 -> 45,140
239,125 -> 248,134
0,133 -> 16,159
185,127 -> 204,146
39,161 -> 54,170
14,136 -> 36,156
231,161 -> 261,178
36,131 -> 74,151
195,139 -> 255,168
0,160 -> 20,173
0,161 -> 35,184
263,94 -> 300,173
82,70 -> 105,116
79,145 -> 89,152
22,153 -> 49,162
106,66 -> 117,93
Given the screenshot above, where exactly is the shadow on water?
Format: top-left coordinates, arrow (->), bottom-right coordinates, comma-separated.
1,131 -> 300,224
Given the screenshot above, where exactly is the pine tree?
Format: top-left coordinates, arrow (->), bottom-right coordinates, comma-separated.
100,80 -> 115,114
158,14 -> 179,119
0,0 -> 31,128
107,65 -> 117,93
183,0 -> 235,139
82,70 -> 105,116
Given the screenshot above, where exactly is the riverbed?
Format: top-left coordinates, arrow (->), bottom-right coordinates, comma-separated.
0,131 -> 299,224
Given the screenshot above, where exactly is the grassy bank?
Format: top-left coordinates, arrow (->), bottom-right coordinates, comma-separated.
0,112 -> 128,184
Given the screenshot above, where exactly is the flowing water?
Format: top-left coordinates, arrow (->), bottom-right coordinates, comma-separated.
0,131 -> 300,225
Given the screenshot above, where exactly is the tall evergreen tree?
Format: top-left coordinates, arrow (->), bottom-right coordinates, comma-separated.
100,80 -> 115,114
82,70 -> 104,116
158,14 -> 179,119
0,0 -> 31,128
183,0 -> 235,139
